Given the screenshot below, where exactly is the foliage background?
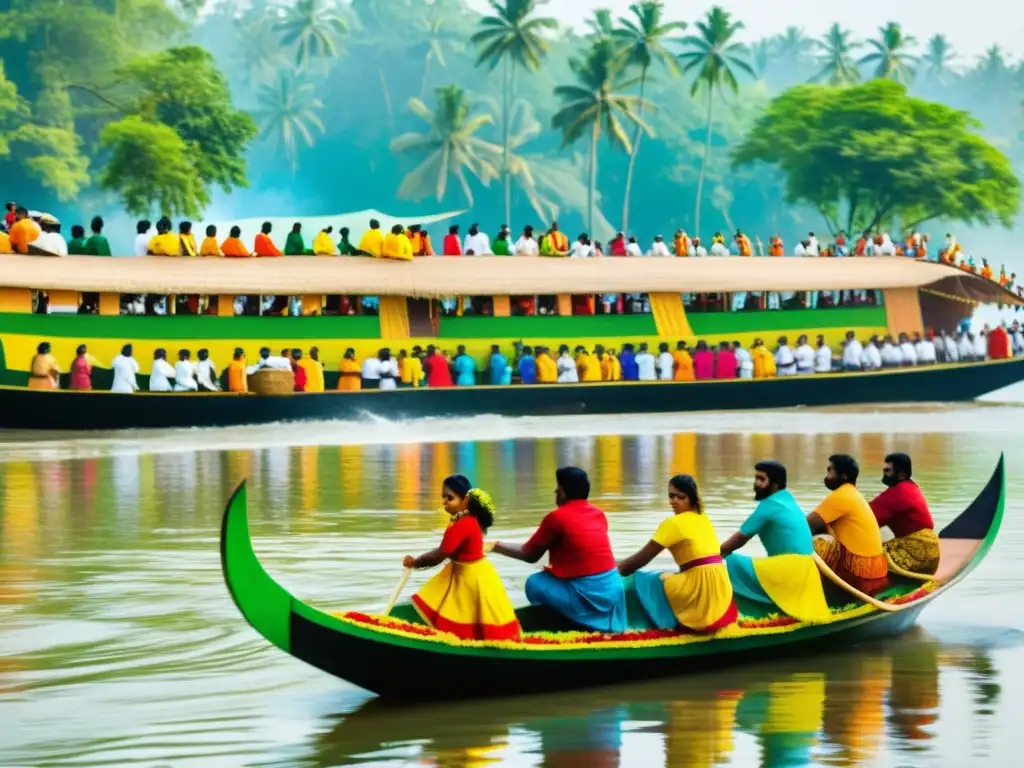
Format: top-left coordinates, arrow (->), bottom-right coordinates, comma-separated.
1,0 -> 1022,261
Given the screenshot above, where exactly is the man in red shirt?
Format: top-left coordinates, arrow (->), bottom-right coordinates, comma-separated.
869,453 -> 939,575
492,467 -> 626,632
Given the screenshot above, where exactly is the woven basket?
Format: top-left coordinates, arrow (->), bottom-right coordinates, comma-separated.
248,368 -> 295,395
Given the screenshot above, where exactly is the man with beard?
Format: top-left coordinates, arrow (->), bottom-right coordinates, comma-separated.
807,454 -> 888,594
869,453 -> 939,575
720,461 -> 830,623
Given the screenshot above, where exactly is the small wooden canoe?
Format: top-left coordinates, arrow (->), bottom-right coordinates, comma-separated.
220,455 -> 1004,701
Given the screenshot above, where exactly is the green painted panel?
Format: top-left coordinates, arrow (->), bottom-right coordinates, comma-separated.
437,314 -> 658,339
0,313 -> 382,340
688,307 -> 887,335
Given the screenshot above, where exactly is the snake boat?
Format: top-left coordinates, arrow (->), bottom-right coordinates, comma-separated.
220,455 -> 1004,701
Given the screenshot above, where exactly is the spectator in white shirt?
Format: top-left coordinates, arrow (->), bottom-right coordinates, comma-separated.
361,354 -> 382,387
196,348 -> 221,391
174,349 -> 199,391
687,237 -> 707,257
709,235 -> 730,257
1011,322 -> 1024,355
656,342 -> 674,380
973,329 -> 988,360
463,223 -> 491,255
914,333 -> 937,365
734,341 -> 754,378
31,214 -> 67,256
814,335 -> 834,373
879,233 -> 896,256
794,334 -> 815,374
150,348 -> 176,391
111,344 -> 140,393
376,349 -> 400,391
807,232 -> 819,255
957,332 -> 976,361
794,240 -> 809,257
514,225 -> 538,256
635,342 -> 657,381
134,220 -> 151,257
248,346 -> 292,374
648,235 -> 671,257
625,236 -> 643,257
880,337 -> 902,367
939,331 -> 959,363
775,336 -> 797,376
897,333 -> 918,366
862,336 -> 883,370
841,331 -> 863,371
569,234 -> 594,258
556,345 -> 579,383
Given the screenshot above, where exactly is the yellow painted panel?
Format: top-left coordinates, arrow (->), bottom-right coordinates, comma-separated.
379,296 -> 410,339
556,295 -> 572,316
217,295 -> 234,317
301,295 -> 323,316
0,288 -> 32,313
493,295 -> 511,317
649,292 -> 693,337
883,288 -> 924,337
99,293 -> 119,316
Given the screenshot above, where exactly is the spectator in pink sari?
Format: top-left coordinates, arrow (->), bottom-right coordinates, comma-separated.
715,341 -> 738,379
70,344 -> 92,391
693,341 -> 714,380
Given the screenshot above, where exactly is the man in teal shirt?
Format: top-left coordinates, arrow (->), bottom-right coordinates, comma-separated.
454,345 -> 476,386
488,344 -> 508,385
84,216 -> 112,256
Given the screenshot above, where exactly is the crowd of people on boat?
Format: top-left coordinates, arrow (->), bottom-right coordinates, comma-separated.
3,202 -> 1017,297
401,453 -> 937,641
24,320 -> 1023,392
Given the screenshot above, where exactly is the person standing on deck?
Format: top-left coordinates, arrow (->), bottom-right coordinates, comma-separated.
442,225 -> 462,256
133,220 -> 151,256
898,333 -> 918,366
634,342 -> 656,381
221,226 -> 250,257
841,331 -> 863,372
775,336 -> 796,376
150,349 -> 175,392
337,348 -> 362,391
815,335 -> 834,373
147,218 -> 179,256
173,350 -> 198,391
751,339 -> 776,378
423,345 -> 454,387
84,216 -> 111,256
514,225 -> 538,256
361,350 -> 382,389
987,324 -> 1011,359
862,336 -> 882,370
227,348 -> 248,393
576,346 -> 601,382
451,345 -> 475,386
32,214 -> 67,256
517,345 -> 537,384
492,467 -> 626,633
463,223 -> 491,255
648,235 -> 670,257
542,222 -> 569,256
488,344 -> 508,385
69,345 -> 93,390
491,228 -> 510,255
915,333 -> 937,365
720,461 -> 831,623
357,219 -> 383,258
337,227 -> 357,256
619,343 -> 639,381
656,342 -> 675,381
178,221 -> 197,257
8,206 -> 40,253
67,225 -> 88,254
794,335 -> 815,375
382,224 -> 413,261
714,341 -> 737,380
673,341 -> 695,381
880,336 -> 901,367
253,222 -> 282,257
28,342 -> 59,389
200,225 -> 223,256
869,453 -> 940,575
111,344 -> 140,393
301,347 -> 325,392
734,341 -> 753,379
807,454 -> 889,595
625,236 -> 643,257
196,349 -> 221,392
556,345 -> 578,383
4,201 -> 15,230
313,226 -> 337,256
284,222 -> 305,255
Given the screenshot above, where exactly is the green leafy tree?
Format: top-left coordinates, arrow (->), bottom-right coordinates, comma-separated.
254,71 -> 326,171
859,22 -> 917,83
274,0 -> 347,70
813,24 -> 860,85
678,6 -> 752,236
920,34 -> 956,86
389,84 -> 501,206
586,8 -> 615,40
471,0 -> 558,225
612,0 -> 686,232
552,39 -> 649,233
732,80 -> 1020,236
99,116 -> 208,216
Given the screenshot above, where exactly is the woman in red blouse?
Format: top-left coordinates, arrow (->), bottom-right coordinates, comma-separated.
405,475 -> 520,641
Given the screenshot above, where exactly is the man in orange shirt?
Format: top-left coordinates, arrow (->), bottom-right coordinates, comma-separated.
672,341 -> 695,381
254,221 -> 282,256
8,206 -> 41,254
735,229 -> 752,256
0,226 -> 11,254
545,221 -> 569,255
981,258 -> 993,280
673,229 -> 689,257
221,226 -> 250,257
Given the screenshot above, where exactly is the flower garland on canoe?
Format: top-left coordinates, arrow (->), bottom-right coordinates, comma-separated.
336,582 -> 937,651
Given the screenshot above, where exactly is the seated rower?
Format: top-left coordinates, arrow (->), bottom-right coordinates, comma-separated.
405,475 -> 520,641
619,475 -> 737,632
807,454 -> 889,595
720,462 -> 830,623
492,467 -> 626,633
870,453 -> 940,575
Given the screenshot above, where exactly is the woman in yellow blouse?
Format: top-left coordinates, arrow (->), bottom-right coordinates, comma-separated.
337,348 -> 362,391
619,475 -> 737,632
28,342 -> 60,389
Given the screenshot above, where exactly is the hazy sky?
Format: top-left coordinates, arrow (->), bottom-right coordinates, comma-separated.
466,0 -> 1021,61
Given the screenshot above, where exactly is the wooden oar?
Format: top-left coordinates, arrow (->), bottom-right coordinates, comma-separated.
382,567 -> 412,616
812,553 -> 902,613
884,552 -> 935,582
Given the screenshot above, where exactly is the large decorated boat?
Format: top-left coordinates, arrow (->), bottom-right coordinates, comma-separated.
0,254 -> 1021,429
220,455 -> 1004,701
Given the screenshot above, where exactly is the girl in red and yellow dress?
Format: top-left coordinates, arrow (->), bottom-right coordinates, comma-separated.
405,475 -> 520,641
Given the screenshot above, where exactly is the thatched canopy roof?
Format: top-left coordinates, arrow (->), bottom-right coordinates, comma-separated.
0,254 -> 1019,305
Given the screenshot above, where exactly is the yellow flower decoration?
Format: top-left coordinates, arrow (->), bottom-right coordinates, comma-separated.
467,487 -> 496,517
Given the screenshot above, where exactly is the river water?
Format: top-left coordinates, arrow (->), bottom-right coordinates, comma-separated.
2,402 -> 1024,767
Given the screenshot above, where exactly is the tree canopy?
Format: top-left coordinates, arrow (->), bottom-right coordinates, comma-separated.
732,79 -> 1020,235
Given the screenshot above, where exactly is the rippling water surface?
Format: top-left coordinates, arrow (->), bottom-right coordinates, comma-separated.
2,402 -> 1024,767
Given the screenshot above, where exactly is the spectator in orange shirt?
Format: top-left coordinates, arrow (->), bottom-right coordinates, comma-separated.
254,221 -> 282,257
8,206 -> 41,254
222,226 -> 250,257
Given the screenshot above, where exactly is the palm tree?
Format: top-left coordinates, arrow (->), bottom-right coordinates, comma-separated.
678,6 -> 753,237
920,34 -> 956,85
750,38 -> 771,83
416,14 -> 463,97
471,0 -> 558,225
389,85 -> 501,206
551,38 -> 649,233
254,71 -> 326,170
973,45 -> 1011,91
774,26 -> 814,70
858,22 -> 917,83
611,0 -> 686,232
812,23 -> 859,85
274,0 -> 347,70
586,8 -> 615,40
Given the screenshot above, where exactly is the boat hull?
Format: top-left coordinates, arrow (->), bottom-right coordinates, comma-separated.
2,358 -> 1023,430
